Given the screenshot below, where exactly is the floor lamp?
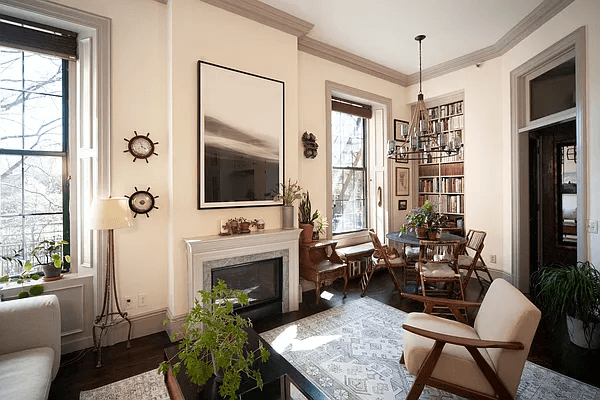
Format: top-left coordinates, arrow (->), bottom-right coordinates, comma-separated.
89,197 -> 134,368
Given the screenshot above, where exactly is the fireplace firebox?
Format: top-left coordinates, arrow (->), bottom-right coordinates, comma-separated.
211,257 -> 283,321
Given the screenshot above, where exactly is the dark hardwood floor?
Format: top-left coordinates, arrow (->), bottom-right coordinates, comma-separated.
50,270 -> 600,399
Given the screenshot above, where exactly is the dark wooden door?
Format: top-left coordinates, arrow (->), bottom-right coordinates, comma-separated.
530,120 -> 577,275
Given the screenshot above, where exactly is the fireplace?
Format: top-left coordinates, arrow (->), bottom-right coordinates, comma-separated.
184,228 -> 301,316
211,257 -> 283,320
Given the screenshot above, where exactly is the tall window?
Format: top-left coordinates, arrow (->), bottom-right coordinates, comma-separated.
331,109 -> 368,234
0,47 -> 69,276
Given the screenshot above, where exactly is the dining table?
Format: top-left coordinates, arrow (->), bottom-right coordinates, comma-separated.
386,230 -> 466,246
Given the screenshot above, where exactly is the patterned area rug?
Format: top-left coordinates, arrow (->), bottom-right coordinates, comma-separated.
260,297 -> 600,400
79,369 -> 169,400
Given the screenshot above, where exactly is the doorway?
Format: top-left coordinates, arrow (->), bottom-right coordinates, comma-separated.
529,120 -> 577,279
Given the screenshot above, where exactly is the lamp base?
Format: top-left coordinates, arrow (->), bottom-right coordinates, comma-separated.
92,229 -> 132,368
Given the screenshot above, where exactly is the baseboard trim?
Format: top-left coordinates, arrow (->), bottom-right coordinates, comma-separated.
164,309 -> 187,342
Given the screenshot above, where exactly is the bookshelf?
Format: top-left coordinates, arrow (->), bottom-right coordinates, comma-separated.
417,97 -> 465,233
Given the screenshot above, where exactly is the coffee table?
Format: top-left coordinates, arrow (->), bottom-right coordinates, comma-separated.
164,327 -> 327,399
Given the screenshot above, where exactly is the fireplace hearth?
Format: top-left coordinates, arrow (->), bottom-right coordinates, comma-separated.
211,257 -> 283,321
184,228 -> 301,316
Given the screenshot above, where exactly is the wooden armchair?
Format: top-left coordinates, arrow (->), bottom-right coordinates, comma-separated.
400,279 -> 541,400
363,230 -> 404,296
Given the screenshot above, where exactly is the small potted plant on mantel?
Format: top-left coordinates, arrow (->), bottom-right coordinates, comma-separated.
274,179 -> 303,230
159,280 -> 270,400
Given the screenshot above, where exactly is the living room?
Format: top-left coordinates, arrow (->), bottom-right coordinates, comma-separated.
1,0 -> 599,399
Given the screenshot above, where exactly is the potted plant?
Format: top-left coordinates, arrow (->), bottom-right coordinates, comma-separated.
531,261 -> 600,348
159,280 -> 270,400
298,191 -> 320,243
274,179 -> 303,229
427,212 -> 448,240
0,249 -> 45,298
312,215 -> 328,241
29,239 -> 71,280
400,200 -> 434,238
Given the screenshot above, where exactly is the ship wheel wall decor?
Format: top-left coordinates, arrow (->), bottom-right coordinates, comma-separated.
125,187 -> 159,218
124,131 -> 158,162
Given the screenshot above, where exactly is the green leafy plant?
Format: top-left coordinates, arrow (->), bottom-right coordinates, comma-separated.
298,191 -> 319,225
531,261 -> 600,346
314,215 -> 328,234
159,280 -> 270,400
0,249 -> 44,298
30,239 -> 71,269
274,178 -> 303,207
400,200 -> 434,234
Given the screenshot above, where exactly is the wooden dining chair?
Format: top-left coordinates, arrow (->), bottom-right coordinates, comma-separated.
362,230 -> 404,296
458,229 -> 493,293
418,239 -> 463,298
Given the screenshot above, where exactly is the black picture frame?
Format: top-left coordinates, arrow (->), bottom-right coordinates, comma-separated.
197,61 -> 285,209
393,119 -> 409,163
393,119 -> 409,140
398,200 -> 407,210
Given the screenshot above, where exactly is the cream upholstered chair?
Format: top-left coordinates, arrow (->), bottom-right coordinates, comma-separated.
401,279 -> 541,400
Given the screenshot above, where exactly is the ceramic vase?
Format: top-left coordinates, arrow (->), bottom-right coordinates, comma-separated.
282,206 -> 294,229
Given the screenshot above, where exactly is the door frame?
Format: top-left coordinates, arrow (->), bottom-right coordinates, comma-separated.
510,27 -> 587,292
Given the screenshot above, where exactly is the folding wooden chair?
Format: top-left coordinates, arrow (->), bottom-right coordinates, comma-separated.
362,230 -> 404,296
458,229 -> 493,293
417,239 -> 466,321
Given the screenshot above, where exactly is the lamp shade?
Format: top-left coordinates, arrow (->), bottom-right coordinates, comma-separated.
89,197 -> 134,230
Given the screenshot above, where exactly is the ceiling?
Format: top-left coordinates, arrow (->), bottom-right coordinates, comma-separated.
260,0 -> 545,75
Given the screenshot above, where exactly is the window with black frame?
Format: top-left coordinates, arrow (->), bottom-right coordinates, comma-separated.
331,98 -> 371,235
0,15 -> 75,277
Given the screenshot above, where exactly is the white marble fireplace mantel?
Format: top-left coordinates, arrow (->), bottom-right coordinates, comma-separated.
183,228 -> 302,313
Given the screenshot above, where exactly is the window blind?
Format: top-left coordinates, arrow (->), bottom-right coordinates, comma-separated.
0,13 -> 77,60
332,96 -> 372,119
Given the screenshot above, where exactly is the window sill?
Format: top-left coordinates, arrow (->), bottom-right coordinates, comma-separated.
0,272 -> 92,301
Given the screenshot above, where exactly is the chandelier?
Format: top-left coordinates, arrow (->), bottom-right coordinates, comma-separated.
387,35 -> 462,162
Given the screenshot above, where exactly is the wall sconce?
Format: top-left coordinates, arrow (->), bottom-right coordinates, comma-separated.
302,131 -> 318,159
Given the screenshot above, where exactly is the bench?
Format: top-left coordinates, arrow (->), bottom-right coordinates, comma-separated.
336,243 -> 375,278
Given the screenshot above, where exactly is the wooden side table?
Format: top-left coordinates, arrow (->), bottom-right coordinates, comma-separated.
299,240 -> 348,305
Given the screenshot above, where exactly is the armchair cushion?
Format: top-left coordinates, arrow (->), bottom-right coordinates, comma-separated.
474,279 -> 541,397
403,313 -> 497,396
0,295 -> 61,379
0,347 -> 55,400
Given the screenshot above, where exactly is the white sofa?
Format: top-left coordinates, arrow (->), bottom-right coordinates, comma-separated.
0,295 -> 61,400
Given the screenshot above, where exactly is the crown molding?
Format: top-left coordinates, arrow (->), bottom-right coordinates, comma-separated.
298,36 -> 408,86
406,0 -> 574,85
198,0 -> 313,37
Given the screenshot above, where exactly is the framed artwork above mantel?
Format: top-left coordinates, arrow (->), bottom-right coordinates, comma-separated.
197,61 -> 285,209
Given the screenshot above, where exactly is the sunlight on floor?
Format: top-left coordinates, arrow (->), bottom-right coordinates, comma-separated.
271,324 -> 341,353
320,290 -> 334,300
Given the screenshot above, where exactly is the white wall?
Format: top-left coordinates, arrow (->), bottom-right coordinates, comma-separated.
168,0 -> 300,316
500,0 -> 600,268
43,0 -> 600,331
406,0 -> 600,277
56,0 -> 170,314
297,52 -> 410,234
